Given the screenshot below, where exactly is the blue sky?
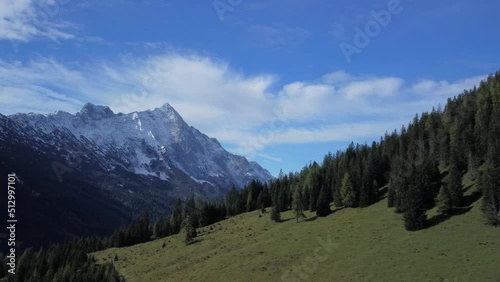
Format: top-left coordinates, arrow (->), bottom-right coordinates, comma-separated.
0,0 -> 499,176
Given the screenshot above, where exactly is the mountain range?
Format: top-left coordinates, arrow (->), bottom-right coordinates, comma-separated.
0,102 -> 272,249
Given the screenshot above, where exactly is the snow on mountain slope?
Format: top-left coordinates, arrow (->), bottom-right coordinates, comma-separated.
10,102 -> 273,189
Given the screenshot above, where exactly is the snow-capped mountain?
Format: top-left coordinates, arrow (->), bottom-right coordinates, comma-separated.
0,103 -> 272,249
10,102 -> 272,190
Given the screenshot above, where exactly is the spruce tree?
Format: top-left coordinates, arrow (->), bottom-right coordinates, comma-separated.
479,86 -> 500,226
446,112 -> 465,206
246,190 -> 254,212
479,121 -> 500,226
340,173 -> 355,207
399,161 -> 431,231
184,216 -> 197,245
316,186 -> 331,217
387,183 -> 396,208
479,163 -> 500,226
448,163 -> 463,207
437,184 -> 453,216
270,206 -> 281,222
402,183 -> 427,231
292,187 -> 306,222
301,186 -> 310,211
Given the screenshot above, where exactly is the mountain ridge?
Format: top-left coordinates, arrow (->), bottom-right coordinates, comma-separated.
9,102 -> 272,188
0,102 -> 272,249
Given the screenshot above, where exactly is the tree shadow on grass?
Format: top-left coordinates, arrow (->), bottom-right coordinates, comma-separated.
462,184 -> 474,194
426,213 -> 449,228
379,186 -> 388,196
426,206 -> 473,229
372,186 -> 388,204
304,215 -> 318,222
426,183 -> 481,229
331,206 -> 345,214
462,190 -> 482,207
317,206 -> 346,218
186,238 -> 202,245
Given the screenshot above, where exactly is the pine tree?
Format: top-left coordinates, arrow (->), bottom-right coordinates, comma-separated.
479,163 -> 500,226
400,160 -> 433,231
292,187 -> 306,222
447,163 -> 463,207
246,190 -> 254,212
479,119 -> 500,226
171,198 -> 183,234
184,216 -> 197,245
359,148 -> 378,207
479,84 -> 500,226
388,156 -> 408,211
225,185 -> 239,217
340,173 -> 355,207
301,185 -> 310,211
270,206 -> 281,222
316,186 -> 331,217
387,183 -> 396,208
402,183 -> 427,231
437,184 -> 452,216
198,202 -> 210,228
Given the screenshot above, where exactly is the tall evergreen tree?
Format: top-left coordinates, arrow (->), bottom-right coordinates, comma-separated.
341,173 -> 355,207
402,183 -> 427,231
447,163 -> 463,207
246,190 -> 255,212
184,216 -> 197,245
479,82 -> 500,225
479,162 -> 500,226
292,186 -> 306,222
270,205 -> 281,222
316,186 -> 331,217
437,184 -> 453,216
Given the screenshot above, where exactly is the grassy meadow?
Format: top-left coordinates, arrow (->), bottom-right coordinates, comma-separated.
94,179 -> 500,282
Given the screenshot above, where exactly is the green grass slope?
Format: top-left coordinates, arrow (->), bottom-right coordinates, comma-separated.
94,184 -> 499,282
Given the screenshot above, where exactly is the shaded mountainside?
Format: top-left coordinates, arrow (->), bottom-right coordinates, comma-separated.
0,103 -> 272,249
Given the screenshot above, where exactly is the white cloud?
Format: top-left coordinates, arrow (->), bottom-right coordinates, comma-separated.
322,70 -> 356,84
0,52 -> 488,162
0,0 -> 76,42
339,77 -> 404,99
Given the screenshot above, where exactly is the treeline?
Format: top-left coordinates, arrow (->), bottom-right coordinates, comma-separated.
0,238 -> 121,282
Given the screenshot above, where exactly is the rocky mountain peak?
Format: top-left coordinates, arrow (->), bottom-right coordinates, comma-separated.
79,103 -> 115,120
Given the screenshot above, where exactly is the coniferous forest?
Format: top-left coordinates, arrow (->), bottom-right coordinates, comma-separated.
1,72 -> 499,281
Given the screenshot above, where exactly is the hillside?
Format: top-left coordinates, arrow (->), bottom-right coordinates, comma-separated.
94,174 -> 500,282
